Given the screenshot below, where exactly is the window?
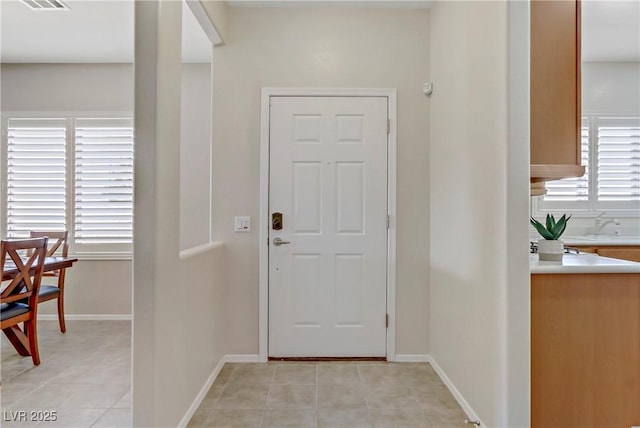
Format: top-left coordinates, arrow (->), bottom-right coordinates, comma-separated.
537,116 -> 640,216
2,116 -> 134,256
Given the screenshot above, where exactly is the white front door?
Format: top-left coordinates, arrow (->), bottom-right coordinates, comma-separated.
268,96 -> 388,357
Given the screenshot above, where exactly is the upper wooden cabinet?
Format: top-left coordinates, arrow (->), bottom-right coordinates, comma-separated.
530,0 -> 586,194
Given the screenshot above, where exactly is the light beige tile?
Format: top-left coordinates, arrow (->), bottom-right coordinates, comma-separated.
370,408 -> 431,428
214,364 -> 235,386
206,409 -> 263,428
272,365 -> 316,385
318,385 -> 366,408
198,384 -> 225,410
61,383 -> 130,409
187,411 -> 211,428
7,382 -> 74,410
365,386 -> 419,409
317,364 -> 361,386
91,408 -> 131,428
36,408 -> 106,428
227,364 -> 275,386
411,384 -> 461,411
214,384 -> 269,410
261,409 -> 316,428
394,364 -> 441,387
266,385 -> 316,409
317,407 -> 372,428
423,405 -> 468,428
358,365 -> 404,389
0,382 -> 42,408
112,390 -> 131,409
427,414 -> 468,428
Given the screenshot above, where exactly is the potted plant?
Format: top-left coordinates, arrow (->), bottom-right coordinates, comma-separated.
530,214 -> 571,261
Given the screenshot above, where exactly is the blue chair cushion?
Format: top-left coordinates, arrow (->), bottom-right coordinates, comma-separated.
1,302 -> 30,321
39,285 -> 60,299
17,285 -> 60,302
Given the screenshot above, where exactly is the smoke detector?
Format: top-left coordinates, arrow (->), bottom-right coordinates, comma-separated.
20,0 -> 69,10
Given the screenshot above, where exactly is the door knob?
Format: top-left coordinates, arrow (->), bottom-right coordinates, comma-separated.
272,237 -> 291,246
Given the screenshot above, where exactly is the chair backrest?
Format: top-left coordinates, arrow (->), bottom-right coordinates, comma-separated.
29,231 -> 68,258
1,237 -> 48,306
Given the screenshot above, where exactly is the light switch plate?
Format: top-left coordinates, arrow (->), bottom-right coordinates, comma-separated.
234,216 -> 251,232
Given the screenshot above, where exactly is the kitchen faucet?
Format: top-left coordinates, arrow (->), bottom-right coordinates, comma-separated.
594,212 -> 621,235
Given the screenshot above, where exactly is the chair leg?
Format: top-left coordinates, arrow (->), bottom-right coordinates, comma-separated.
57,296 -> 66,333
25,320 -> 40,366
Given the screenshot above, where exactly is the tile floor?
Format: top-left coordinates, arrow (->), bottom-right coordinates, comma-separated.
187,362 -> 468,428
1,320 -> 131,428
2,321 -> 468,428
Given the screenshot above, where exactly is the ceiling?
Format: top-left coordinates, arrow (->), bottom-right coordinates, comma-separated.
1,0 -> 638,63
0,0 -> 212,63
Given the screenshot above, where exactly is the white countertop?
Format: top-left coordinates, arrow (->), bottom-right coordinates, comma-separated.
530,253 -> 640,274
563,236 -> 640,246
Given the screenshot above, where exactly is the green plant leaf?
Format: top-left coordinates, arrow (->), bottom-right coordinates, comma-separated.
531,218 -> 554,240
546,213 -> 553,231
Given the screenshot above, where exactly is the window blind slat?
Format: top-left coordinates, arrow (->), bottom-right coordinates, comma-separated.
6,119 -> 67,237
541,122 -> 589,202
74,118 -> 134,244
597,119 -> 640,202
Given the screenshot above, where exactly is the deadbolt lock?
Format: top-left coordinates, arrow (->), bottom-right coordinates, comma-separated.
272,212 -> 283,230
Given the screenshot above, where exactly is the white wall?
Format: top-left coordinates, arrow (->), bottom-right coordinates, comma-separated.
212,5 -> 431,356
133,2 -> 229,426
582,62 -> 640,115
180,63 -> 213,250
430,1 -> 529,426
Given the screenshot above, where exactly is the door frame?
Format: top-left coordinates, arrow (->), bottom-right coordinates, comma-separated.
259,88 -> 397,362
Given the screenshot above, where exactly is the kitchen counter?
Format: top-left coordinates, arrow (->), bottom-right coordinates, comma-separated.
563,236 -> 640,246
530,253 -> 640,274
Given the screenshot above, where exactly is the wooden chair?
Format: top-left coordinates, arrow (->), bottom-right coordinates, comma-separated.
29,231 -> 69,333
1,237 -> 48,365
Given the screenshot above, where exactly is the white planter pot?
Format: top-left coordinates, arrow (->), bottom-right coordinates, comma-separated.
538,239 -> 564,262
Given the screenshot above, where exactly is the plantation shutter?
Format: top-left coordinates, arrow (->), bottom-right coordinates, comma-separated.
596,117 -> 640,204
74,118 -> 134,245
542,120 -> 590,203
6,119 -> 67,237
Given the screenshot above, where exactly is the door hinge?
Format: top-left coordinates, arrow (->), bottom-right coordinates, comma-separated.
387,215 -> 390,230
385,313 -> 389,328
267,237 -> 269,245
387,118 -> 391,135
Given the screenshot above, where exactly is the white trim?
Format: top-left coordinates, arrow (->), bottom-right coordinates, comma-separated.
258,87 -> 398,362
178,355 -> 226,428
37,314 -> 132,321
394,354 -> 430,363
71,253 -> 132,261
428,355 -> 484,427
185,0 -> 224,46
179,241 -> 224,260
225,354 -> 263,363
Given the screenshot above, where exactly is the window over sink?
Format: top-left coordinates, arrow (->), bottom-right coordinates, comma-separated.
536,115 -> 640,217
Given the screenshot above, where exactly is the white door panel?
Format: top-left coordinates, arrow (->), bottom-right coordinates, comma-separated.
269,96 -> 388,357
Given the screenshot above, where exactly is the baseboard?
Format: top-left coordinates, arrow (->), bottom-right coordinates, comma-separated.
225,354 -> 263,363
394,354 -> 430,362
178,355 -> 226,428
428,355 -> 484,426
38,314 -> 132,321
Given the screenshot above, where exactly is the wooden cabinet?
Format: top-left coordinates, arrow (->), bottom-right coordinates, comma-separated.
573,245 -> 640,262
530,0 -> 585,195
532,273 -> 640,427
